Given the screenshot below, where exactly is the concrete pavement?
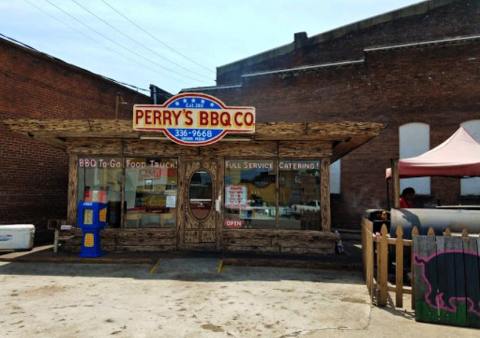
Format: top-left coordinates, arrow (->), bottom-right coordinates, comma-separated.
0,259 -> 477,337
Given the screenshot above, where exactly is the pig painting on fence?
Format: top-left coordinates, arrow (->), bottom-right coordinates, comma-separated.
415,250 -> 480,317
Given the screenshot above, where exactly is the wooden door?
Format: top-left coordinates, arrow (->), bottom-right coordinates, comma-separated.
181,159 -> 219,250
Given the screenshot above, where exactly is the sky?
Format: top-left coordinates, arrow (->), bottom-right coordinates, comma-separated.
0,0 -> 422,94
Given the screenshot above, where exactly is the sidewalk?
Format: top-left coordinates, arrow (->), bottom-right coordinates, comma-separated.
0,240 -> 363,270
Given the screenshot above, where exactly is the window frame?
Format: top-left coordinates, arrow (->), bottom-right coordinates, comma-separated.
224,157 -> 278,229
224,157 -> 322,230
76,155 -> 179,229
278,158 -> 322,230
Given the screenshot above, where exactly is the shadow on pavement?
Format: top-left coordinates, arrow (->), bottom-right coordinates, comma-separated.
0,257 -> 364,285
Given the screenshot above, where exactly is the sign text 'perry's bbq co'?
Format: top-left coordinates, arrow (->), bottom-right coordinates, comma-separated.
133,93 -> 255,146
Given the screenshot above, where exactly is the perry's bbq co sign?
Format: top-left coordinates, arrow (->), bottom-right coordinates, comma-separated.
133,93 -> 255,146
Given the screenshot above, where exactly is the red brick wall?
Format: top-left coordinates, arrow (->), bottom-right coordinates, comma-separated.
204,40 -> 480,228
0,38 -> 150,227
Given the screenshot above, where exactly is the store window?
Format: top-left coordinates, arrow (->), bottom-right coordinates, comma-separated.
399,123 -> 431,195
124,158 -> 177,228
77,157 -> 123,227
224,160 -> 276,229
461,120 -> 480,195
279,160 -> 321,230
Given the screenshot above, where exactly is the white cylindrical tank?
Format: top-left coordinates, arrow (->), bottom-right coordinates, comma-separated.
0,224 -> 35,250
390,208 -> 480,238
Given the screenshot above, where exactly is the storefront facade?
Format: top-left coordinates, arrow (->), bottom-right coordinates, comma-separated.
4,94 -> 382,255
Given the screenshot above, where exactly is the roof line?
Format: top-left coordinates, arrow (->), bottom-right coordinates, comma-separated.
364,34 -> 480,52
0,33 -> 154,96
242,59 -> 364,78
181,84 -> 243,92
190,31 -> 480,89
217,0 -> 456,73
238,33 -> 480,79
217,42 -> 294,71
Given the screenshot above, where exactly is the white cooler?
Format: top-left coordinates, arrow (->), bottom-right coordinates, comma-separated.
0,224 -> 35,250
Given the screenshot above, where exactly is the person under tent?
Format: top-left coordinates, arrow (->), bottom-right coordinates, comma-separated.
399,187 -> 416,208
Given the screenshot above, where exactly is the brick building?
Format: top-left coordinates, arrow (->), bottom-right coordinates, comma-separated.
184,0 -> 480,228
0,36 -> 167,234
1,0 -> 479,236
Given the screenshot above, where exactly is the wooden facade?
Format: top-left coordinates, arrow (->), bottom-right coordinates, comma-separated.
3,119 -> 383,256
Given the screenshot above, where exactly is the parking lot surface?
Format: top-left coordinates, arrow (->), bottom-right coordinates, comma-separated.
0,258 -> 477,337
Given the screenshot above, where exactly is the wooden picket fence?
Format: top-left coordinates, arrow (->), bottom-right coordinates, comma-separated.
361,218 -> 417,308
362,218 -> 478,310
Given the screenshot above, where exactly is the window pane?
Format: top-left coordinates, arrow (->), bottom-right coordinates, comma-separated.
125,158 -> 177,228
330,160 -> 341,194
189,170 -> 213,220
224,160 -> 276,229
279,160 -> 321,230
461,120 -> 480,195
399,123 -> 431,195
77,158 -> 123,227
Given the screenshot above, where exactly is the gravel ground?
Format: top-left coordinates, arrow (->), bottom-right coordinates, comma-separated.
0,259 -> 477,337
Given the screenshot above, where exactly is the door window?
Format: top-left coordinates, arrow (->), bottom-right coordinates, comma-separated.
189,170 -> 213,220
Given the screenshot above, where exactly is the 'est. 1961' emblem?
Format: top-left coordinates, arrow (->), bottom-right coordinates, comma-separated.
133,93 -> 255,146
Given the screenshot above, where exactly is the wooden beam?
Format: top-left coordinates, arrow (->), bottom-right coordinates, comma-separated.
67,154 -> 78,225
392,159 -> 400,208
331,135 -> 372,162
2,118 -> 384,141
216,158 -> 225,251
28,133 -> 66,149
320,158 -> 331,232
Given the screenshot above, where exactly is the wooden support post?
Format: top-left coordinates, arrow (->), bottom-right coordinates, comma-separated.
395,225 -> 404,308
391,159 -> 400,208
411,226 -> 419,310
216,158 -> 225,251
176,157 -> 186,250
369,227 -> 375,303
120,141 -> 126,229
378,224 -> 389,306
365,220 -> 374,302
376,233 -> 381,298
67,154 -> 78,225
361,220 -> 366,278
320,158 -> 331,232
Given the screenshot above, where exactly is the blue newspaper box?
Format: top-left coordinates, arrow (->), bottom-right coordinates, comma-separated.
77,201 -> 107,258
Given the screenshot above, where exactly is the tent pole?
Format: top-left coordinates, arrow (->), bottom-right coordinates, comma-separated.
386,178 -> 391,210
391,159 -> 400,208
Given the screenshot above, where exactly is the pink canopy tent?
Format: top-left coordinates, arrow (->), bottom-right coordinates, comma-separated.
386,126 -> 480,179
